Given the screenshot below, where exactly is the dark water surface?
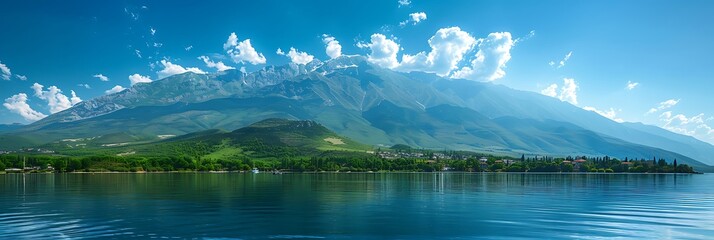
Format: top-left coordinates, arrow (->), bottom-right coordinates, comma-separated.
1,173 -> 713,239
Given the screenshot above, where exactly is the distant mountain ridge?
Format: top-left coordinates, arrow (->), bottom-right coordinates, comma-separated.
2,55 -> 713,171
0,123 -> 23,132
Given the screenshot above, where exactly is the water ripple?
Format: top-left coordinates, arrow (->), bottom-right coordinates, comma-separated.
1,173 -> 714,239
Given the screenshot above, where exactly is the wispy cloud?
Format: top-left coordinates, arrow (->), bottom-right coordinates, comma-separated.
646,99 -> 679,114
584,106 -> 623,123
156,60 -> 205,79
198,56 -> 235,72
93,74 -> 109,81
626,81 -> 639,90
124,7 -> 139,21
550,51 -> 573,69
0,61 -> 12,80
105,85 -> 126,95
659,111 -> 714,144
515,30 -> 536,44
1,60 -> 27,81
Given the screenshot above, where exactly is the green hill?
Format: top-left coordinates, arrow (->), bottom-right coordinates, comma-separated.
50,119 -> 372,161
225,118 -> 367,151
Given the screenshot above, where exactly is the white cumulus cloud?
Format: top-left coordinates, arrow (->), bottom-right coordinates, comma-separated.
410,12 -> 427,23
583,106 -> 623,123
198,56 -> 235,72
626,81 -> 639,90
400,12 -> 427,26
69,90 -> 81,105
322,34 -> 342,59
105,85 -> 126,95
559,78 -> 578,105
157,60 -> 206,79
31,82 -> 81,114
540,84 -> 558,97
277,47 -> 314,65
451,32 -> 514,81
129,74 -> 153,86
93,74 -> 109,81
646,99 -> 679,114
15,75 -> 27,81
540,78 -> 579,105
361,34 -> 401,69
223,32 -> 267,65
78,83 -> 91,89
398,0 -> 411,7
3,93 -> 47,121
397,27 -> 476,76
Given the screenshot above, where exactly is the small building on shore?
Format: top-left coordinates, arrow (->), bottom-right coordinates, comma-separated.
620,161 -> 633,170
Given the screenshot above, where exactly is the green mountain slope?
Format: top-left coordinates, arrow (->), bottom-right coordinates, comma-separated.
49,119 -> 372,161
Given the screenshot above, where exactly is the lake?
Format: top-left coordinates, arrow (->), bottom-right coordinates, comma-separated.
1,173 -> 713,239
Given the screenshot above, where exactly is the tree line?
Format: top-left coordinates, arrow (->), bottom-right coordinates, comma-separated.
0,152 -> 694,173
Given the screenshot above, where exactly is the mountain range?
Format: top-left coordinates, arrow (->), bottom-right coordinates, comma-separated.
1,55 -> 712,171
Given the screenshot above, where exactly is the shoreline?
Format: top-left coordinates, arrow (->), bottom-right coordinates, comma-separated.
2,171 -> 703,175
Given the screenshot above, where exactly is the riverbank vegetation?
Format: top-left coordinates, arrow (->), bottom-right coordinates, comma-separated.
0,148 -> 695,174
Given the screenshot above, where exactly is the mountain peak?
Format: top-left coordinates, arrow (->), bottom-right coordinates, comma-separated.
316,55 -> 370,74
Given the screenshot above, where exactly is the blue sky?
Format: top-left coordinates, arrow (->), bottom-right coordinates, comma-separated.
1,0 -> 713,144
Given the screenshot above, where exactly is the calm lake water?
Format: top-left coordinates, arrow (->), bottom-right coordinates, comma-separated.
1,173 -> 713,239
